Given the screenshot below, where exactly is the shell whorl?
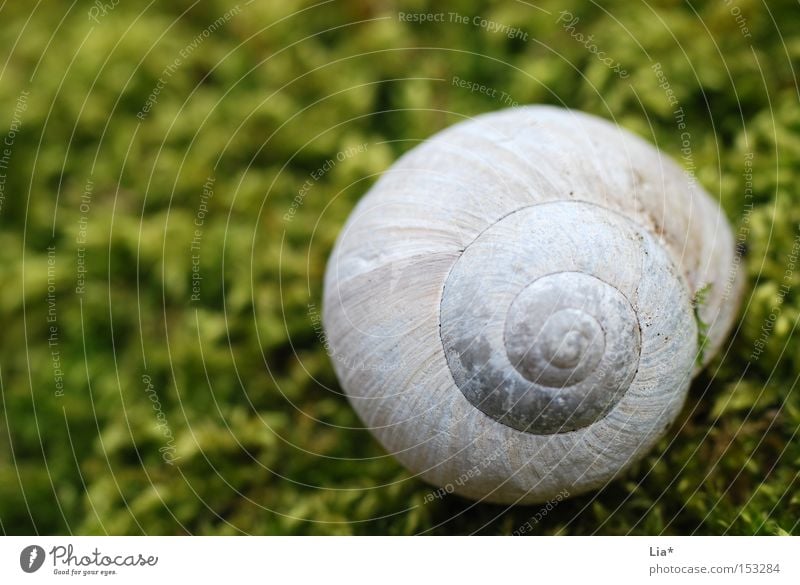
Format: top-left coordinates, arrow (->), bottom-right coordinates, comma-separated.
323,106 -> 741,504
439,202 -> 657,435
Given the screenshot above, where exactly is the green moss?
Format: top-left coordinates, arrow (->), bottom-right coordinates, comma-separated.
693,283 -> 713,365
0,0 -> 798,535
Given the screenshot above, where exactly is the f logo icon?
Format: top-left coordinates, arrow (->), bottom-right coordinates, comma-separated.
20,545 -> 45,573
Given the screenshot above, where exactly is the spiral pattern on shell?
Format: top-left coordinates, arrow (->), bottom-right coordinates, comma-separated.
323,106 -> 741,504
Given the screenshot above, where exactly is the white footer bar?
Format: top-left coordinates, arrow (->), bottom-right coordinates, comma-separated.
1,536 -> 796,584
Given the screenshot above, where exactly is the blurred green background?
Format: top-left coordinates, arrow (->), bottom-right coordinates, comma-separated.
0,0 -> 798,535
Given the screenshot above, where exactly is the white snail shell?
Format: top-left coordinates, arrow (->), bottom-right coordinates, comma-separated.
323,106 -> 742,504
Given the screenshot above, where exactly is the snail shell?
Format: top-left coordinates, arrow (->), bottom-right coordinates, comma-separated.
323,106 -> 741,504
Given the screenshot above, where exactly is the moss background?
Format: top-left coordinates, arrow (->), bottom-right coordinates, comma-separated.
0,0 -> 798,535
